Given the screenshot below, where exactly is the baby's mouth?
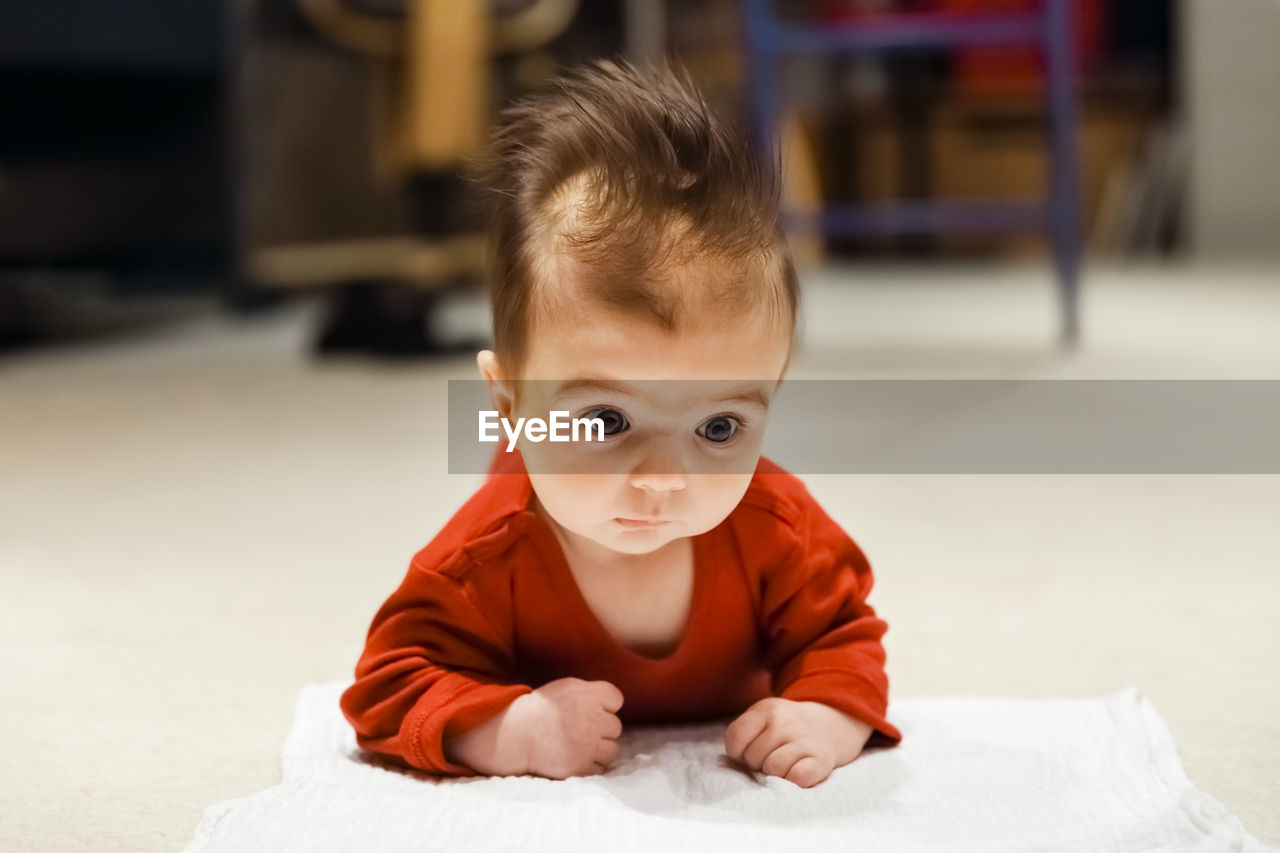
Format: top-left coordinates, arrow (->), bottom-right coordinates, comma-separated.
614,517 -> 670,529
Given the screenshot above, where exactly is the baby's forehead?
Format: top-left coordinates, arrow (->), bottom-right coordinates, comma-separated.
517,221 -> 794,378
534,281 -> 785,348
520,295 -> 791,384
543,376 -> 779,422
537,245 -> 775,324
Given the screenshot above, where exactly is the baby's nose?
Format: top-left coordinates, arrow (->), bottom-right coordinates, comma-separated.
628,439 -> 689,492
630,470 -> 686,493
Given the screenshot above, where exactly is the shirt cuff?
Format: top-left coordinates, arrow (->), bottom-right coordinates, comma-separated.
780,668 -> 902,745
403,677 -> 533,775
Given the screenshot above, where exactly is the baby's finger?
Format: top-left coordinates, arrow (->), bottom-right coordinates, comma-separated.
595,737 -> 620,767
598,711 -> 623,740
760,742 -> 808,780
569,762 -> 603,778
724,710 -> 767,761
784,755 -> 831,789
741,725 -> 783,771
592,681 -> 625,713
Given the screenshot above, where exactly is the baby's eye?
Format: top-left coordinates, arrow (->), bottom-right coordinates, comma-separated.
697,415 -> 740,444
581,406 -> 629,436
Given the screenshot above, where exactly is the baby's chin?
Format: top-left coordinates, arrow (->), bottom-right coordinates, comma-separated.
596,518 -> 724,555
602,535 -> 681,556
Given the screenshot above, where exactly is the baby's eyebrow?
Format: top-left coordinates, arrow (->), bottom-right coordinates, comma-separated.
550,378 -> 772,410
552,378 -> 635,400
715,388 -> 772,410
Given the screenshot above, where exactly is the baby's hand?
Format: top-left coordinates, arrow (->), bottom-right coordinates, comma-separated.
724,697 -> 874,788
447,677 -> 624,779
512,677 -> 624,779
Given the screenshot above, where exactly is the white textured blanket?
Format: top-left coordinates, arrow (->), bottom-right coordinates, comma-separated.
185,682 -> 1273,853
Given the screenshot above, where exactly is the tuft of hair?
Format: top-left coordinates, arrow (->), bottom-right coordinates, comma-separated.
467,57 -> 799,378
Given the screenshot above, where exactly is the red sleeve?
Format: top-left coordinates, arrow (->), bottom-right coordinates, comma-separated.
758,489 -> 903,745
339,556 -> 532,775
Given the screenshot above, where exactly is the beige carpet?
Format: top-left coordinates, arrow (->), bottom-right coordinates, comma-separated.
1,262 -> 1277,850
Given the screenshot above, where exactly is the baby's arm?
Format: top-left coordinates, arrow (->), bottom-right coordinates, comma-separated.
340,557 -> 623,778
339,562 -> 530,775
726,493 -> 901,786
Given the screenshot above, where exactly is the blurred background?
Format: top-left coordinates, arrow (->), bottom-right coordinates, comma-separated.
4,0 -> 1275,352
2,2 -> 1279,851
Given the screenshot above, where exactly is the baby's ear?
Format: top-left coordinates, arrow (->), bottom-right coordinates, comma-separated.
476,349 -> 501,382
477,350 -> 515,420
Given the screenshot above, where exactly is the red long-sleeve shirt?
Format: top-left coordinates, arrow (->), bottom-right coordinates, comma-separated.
340,450 -> 902,775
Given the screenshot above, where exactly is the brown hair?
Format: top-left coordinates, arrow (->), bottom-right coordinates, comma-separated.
468,57 -> 799,379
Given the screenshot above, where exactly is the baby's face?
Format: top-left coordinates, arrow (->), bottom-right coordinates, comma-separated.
485,304 -> 790,559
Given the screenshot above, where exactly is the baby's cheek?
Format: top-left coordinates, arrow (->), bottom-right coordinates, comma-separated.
695,474 -> 754,526
531,473 -> 614,519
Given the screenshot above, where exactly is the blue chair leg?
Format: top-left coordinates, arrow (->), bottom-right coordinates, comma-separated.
1044,0 -> 1082,346
742,0 -> 780,161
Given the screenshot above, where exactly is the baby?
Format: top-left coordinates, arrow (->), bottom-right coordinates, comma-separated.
340,59 -> 901,788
